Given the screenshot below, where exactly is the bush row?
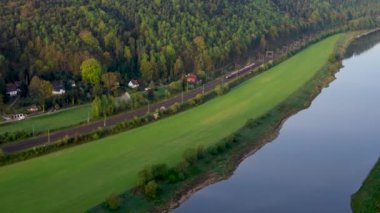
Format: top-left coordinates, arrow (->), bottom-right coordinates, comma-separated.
0,131 -> 34,145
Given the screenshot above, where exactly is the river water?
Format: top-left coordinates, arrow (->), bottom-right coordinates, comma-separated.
173,32 -> 380,213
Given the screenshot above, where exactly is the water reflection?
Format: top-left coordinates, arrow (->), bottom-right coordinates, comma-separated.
345,30 -> 380,58
174,33 -> 380,213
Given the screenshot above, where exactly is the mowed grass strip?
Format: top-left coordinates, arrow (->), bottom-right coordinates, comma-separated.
0,35 -> 342,212
0,105 -> 91,134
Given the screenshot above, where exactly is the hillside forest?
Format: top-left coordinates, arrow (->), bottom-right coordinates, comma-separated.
0,0 -> 379,106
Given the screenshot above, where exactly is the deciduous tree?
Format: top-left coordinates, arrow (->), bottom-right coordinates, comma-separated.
81,58 -> 103,85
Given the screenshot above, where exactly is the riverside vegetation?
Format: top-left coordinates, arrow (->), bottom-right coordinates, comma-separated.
0,33 -> 352,212
352,159 -> 380,213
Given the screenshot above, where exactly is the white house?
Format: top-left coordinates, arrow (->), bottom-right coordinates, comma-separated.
6,83 -> 20,97
52,81 -> 66,95
128,80 -> 140,89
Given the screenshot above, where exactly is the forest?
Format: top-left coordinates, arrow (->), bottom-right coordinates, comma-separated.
0,0 -> 380,104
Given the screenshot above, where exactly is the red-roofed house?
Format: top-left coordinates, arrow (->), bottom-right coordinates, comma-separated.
185,73 -> 197,84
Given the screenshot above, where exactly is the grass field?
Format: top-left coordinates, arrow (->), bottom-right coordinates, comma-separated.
0,105 -> 91,135
352,159 -> 380,213
0,34 -> 342,212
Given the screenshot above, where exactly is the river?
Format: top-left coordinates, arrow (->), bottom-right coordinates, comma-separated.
173,32 -> 380,213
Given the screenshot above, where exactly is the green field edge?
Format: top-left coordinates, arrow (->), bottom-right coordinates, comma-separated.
351,158 -> 380,213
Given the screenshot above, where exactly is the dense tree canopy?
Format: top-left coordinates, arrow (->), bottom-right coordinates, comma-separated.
0,0 -> 379,88
81,58 -> 103,85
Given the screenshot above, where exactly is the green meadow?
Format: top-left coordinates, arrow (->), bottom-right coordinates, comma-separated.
0,105 -> 91,135
0,34 -> 342,212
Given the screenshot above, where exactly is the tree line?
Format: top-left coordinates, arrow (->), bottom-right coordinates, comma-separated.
0,0 -> 380,105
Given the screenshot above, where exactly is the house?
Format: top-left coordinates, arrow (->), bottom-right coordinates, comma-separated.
69,80 -> 76,88
27,105 -> 39,113
52,81 -> 66,95
11,113 -> 26,121
128,80 -> 140,89
6,83 -> 20,97
185,73 -> 197,84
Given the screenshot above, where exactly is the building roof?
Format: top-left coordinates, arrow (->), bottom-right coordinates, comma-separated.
52,81 -> 65,91
128,80 -> 140,88
130,80 -> 139,85
6,83 -> 19,92
185,73 -> 197,83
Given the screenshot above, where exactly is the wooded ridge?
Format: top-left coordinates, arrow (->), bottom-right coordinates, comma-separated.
0,0 -> 379,92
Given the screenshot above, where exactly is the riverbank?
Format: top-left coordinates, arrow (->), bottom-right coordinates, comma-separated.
352,159 -> 380,213
89,32 -> 365,212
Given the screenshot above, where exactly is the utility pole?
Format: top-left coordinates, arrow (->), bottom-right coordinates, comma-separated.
181,90 -> 184,104
48,129 -> 50,143
147,101 -> 150,114
103,112 -> 106,127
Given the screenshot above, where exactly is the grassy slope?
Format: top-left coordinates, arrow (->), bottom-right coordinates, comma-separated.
0,105 -> 90,134
0,35 -> 341,212
352,159 -> 380,213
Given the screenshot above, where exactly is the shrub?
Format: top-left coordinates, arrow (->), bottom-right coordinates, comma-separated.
224,140 -> 232,149
328,53 -> 339,63
91,132 -> 100,140
138,166 -> 153,185
105,194 -> 121,210
169,102 -> 181,114
196,145 -> 206,159
175,160 -> 189,174
144,180 -> 158,199
214,85 -> 224,96
177,172 -> 185,181
194,94 -> 204,104
207,145 -> 219,155
0,150 -> 4,159
132,116 -> 141,126
168,173 -> 178,183
186,98 -> 196,106
216,142 -> 226,153
214,84 -> 229,96
183,148 -> 198,165
152,164 -> 169,180
168,80 -> 182,93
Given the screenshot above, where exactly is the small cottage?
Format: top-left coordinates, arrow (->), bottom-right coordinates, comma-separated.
27,105 -> 39,113
185,73 -> 197,84
52,81 -> 66,95
128,80 -> 140,89
6,83 -> 20,97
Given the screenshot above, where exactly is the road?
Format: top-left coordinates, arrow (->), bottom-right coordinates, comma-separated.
1,35 -> 311,154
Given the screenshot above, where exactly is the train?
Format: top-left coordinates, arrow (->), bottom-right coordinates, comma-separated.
225,63 -> 256,79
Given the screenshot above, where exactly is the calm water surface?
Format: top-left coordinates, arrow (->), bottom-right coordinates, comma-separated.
173,33 -> 380,213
